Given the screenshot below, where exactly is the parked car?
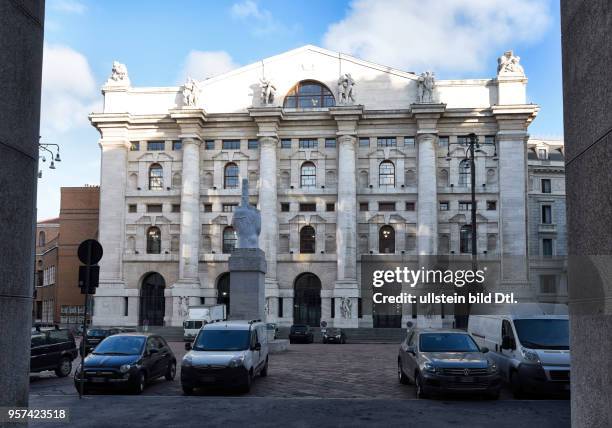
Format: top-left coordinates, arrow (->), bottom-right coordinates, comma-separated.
322,328 -> 346,344
266,323 -> 279,340
398,328 -> 501,399
468,303 -> 570,397
74,333 -> 176,394
181,320 -> 269,394
81,327 -> 136,356
289,324 -> 314,344
30,326 -> 78,377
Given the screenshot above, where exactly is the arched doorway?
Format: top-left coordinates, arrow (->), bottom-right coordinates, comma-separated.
217,273 -> 230,313
293,273 -> 322,327
140,272 -> 165,326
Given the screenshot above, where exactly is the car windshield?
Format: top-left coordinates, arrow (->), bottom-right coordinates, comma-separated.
193,330 -> 250,351
266,324 -> 276,330
419,333 -> 480,352
292,325 -> 307,332
87,329 -> 109,337
93,336 -> 145,355
326,329 -> 340,335
513,319 -> 569,350
184,320 -> 203,329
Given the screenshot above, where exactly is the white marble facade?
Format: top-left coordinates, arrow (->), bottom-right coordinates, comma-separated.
91,45 -> 541,328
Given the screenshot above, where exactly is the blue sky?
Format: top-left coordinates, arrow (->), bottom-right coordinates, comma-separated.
38,0 -> 562,219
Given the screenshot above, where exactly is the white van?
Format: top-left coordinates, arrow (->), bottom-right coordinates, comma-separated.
468,303 -> 570,397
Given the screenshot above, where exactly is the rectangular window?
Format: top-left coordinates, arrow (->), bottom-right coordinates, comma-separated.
358,298 -> 362,318
541,205 -> 552,224
404,136 -> 415,146
377,137 -> 397,147
359,202 -> 369,212
281,139 -> 292,149
378,202 -> 395,211
484,135 -> 495,145
222,204 -> 238,213
280,203 -> 290,212
172,140 -> 182,151
299,138 -> 318,149
405,202 -> 415,211
325,138 -> 336,148
124,297 -> 128,316
204,140 -> 215,150
331,298 -> 335,318
147,141 -> 165,151
147,204 -> 162,213
540,275 -> 557,294
203,203 -> 213,212
171,204 -> 181,213
326,203 -> 335,212
541,179 -> 551,193
299,203 -> 316,212
538,148 -> 547,160
438,136 -> 449,148
359,137 -> 370,148
130,141 -> 140,151
457,136 -> 469,145
278,298 -> 283,318
248,139 -> 259,149
459,201 -> 473,211
128,204 -> 137,213
222,140 -> 240,150
486,200 -> 497,210
542,238 -> 553,256
439,201 -> 449,211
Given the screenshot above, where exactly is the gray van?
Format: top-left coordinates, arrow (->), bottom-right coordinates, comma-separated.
181,320 -> 269,394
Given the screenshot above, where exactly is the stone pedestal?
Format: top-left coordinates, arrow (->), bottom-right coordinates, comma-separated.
228,248 -> 267,321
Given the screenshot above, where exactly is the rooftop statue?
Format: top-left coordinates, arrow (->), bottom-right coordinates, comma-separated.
231,179 -> 261,249
106,61 -> 130,86
497,50 -> 525,75
260,77 -> 276,105
417,71 -> 435,103
337,73 -> 356,105
183,77 -> 201,107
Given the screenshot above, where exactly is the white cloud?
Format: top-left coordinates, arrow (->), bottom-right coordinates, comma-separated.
49,0 -> 86,14
41,44 -> 100,134
230,0 -> 291,36
231,0 -> 265,19
323,0 -> 551,73
178,50 -> 239,83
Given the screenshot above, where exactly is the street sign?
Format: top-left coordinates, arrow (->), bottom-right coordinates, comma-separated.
77,239 -> 103,266
79,265 -> 100,294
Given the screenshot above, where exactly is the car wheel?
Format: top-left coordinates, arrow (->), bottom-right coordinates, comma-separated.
510,371 -> 523,398
289,339 -> 294,344
182,385 -> 194,395
260,357 -> 269,377
133,371 -> 146,394
341,338 -> 346,344
415,372 -> 428,399
240,371 -> 252,393
398,360 -> 409,385
322,338 -> 327,344
165,361 -> 176,381
55,357 -> 72,378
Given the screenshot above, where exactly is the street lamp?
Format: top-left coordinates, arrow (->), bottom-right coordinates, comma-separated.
38,141 -> 61,178
446,132 -> 496,328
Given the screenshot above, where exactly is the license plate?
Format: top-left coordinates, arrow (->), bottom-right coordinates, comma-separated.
90,377 -> 106,383
201,376 -> 215,382
458,376 -> 475,383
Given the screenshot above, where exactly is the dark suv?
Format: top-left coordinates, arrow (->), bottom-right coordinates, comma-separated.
30,327 -> 78,377
289,325 -> 314,344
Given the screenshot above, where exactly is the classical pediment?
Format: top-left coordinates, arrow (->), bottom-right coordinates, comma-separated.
211,215 -> 229,225
288,215 -> 306,224
290,150 -> 326,161
137,152 -> 174,162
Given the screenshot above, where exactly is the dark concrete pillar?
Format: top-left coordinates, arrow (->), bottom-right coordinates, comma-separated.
0,0 -> 45,411
561,2 -> 612,427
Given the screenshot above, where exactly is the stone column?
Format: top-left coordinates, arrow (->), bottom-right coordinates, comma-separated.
416,132 -> 438,256
330,106 -> 362,328
178,137 -> 201,284
0,0 -> 44,410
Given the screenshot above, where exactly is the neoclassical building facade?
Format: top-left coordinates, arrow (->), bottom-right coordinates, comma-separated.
91,45 -> 541,329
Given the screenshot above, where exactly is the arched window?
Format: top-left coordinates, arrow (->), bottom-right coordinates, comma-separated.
300,225 -> 316,254
379,225 -> 395,253
149,163 -> 163,190
146,226 -> 161,254
224,163 -> 239,189
459,159 -> 470,187
203,172 -> 213,189
460,225 -> 473,254
283,80 -> 335,109
222,226 -> 237,254
379,160 -> 395,187
301,162 -> 316,188
38,231 -> 45,246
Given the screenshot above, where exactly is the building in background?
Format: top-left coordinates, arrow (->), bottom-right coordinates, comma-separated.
91,45 -> 550,329
33,186 -> 100,326
527,139 -> 567,303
